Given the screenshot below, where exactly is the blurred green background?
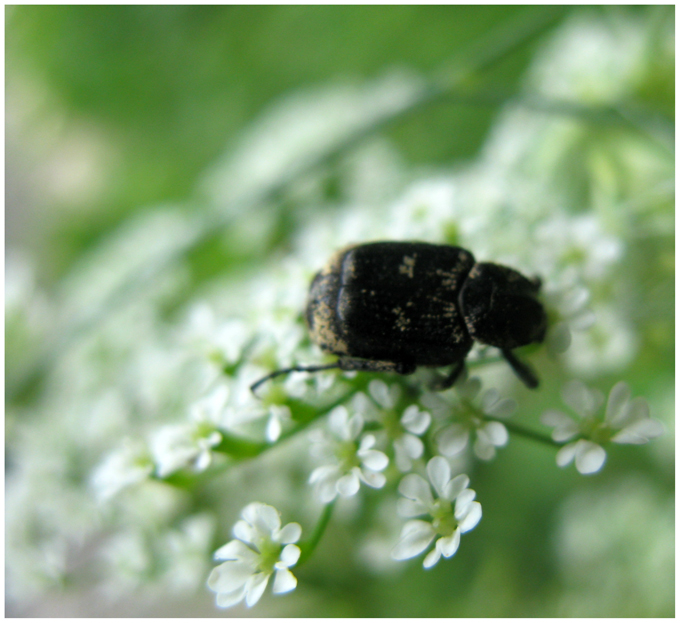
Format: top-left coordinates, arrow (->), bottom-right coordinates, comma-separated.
6,5 -> 674,618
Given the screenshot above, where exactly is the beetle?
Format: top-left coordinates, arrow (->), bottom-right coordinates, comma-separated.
250,241 -> 547,393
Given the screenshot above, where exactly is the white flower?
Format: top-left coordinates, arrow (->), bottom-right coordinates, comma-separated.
354,381 -> 431,472
541,380 -> 662,475
392,457 -> 481,568
150,386 -> 228,478
183,303 -> 250,369
308,406 -> 389,503
430,378 -> 516,461
543,271 -> 596,354
91,439 -> 154,501
223,365 -> 293,442
207,502 -> 302,608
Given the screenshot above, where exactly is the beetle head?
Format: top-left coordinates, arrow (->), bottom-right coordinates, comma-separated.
459,262 -> 547,350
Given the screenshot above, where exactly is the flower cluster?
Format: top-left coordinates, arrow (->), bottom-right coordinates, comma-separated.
541,380 -> 663,474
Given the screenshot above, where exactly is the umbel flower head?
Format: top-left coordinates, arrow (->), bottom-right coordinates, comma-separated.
425,377 -> 516,461
207,502 -> 302,608
308,406 -> 389,503
541,380 -> 663,474
392,456 -> 482,568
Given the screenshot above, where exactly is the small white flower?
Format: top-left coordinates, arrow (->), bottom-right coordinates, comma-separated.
150,386 -> 228,478
308,406 -> 389,503
355,381 -> 432,472
223,365 -> 293,442
207,502 -> 302,608
91,439 -> 154,501
431,378 -> 516,461
543,271 -> 596,354
541,380 -> 662,475
392,457 -> 481,568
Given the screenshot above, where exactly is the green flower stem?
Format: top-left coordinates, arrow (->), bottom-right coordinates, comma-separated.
161,390 -> 356,487
297,501 -> 335,566
486,416 -> 563,448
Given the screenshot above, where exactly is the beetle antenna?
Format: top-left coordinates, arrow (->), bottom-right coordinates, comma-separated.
501,349 -> 539,389
250,363 -> 341,395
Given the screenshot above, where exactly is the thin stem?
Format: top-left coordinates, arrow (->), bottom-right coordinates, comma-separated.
161,389 -> 356,487
297,502 -> 335,566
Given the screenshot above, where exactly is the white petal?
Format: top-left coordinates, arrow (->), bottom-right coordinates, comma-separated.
208,561 -> 255,593
556,442 -> 577,467
194,449 -> 213,472
481,421 -> 508,447
540,409 -> 572,427
278,543 -> 301,567
574,440 -> 606,474
308,464 -> 338,484
215,586 -> 247,608
438,530 -> 461,558
562,380 -> 604,417
359,448 -> 389,471
604,381 -> 631,426
437,423 -> 470,456
272,567 -> 297,594
392,522 -> 436,560
399,434 -> 424,460
277,523 -> 302,545
612,419 -> 664,444
427,456 -> 451,498
444,473 -> 470,501
328,406 -> 350,439
336,470 -> 361,497
245,572 -> 270,607
346,414 -> 364,441
232,519 -> 257,545
266,413 -> 282,443
484,397 -> 516,419
397,497 -> 429,518
214,539 -> 257,563
473,436 -> 496,461
458,501 -> 482,533
422,546 -> 441,569
360,469 -> 386,489
255,503 -> 281,534
317,480 -> 339,504
369,379 -> 398,409
453,488 -> 476,516
399,473 -> 434,506
358,434 -> 376,451
401,405 -> 431,434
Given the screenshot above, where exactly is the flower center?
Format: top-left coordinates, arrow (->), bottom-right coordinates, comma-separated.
255,538 -> 281,575
430,498 -> 457,537
336,440 -> 360,472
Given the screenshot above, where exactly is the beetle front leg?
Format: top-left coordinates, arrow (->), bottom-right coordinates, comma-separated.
337,357 -> 416,375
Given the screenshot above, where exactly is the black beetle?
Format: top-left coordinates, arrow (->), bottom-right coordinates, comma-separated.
251,241 -> 547,393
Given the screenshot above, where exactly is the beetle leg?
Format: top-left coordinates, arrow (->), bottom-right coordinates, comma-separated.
501,349 -> 539,389
337,357 -> 416,375
431,360 -> 466,391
